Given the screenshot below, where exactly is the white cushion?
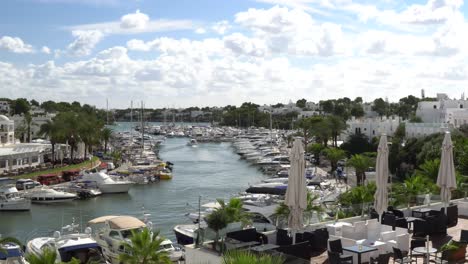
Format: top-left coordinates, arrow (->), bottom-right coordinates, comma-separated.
366,220 -> 381,241
342,224 -> 355,239
381,231 -> 396,242
354,221 -> 367,240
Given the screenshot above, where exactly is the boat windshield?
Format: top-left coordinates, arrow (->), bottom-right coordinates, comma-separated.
5,257 -> 27,264
120,228 -> 142,239
159,244 -> 173,250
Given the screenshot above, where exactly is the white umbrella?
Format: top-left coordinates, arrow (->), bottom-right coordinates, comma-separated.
437,132 -> 457,213
285,138 -> 307,244
374,134 -> 389,220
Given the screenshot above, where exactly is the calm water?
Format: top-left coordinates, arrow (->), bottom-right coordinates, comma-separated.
0,127 -> 264,242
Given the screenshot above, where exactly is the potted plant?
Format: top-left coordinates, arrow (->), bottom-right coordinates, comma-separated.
440,240 -> 467,262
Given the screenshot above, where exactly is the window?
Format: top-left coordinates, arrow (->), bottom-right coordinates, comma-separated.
372,130 -> 375,135
109,231 -> 120,239
434,105 -> 437,109
461,104 -> 464,109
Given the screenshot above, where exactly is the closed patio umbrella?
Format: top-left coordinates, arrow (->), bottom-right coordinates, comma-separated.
374,134 -> 389,220
285,138 -> 307,244
437,131 -> 457,213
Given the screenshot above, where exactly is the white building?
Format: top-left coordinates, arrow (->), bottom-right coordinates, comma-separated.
416,93 -> 468,123
344,116 -> 401,140
0,101 -> 10,114
297,111 -> 320,119
10,113 -> 55,141
405,123 -> 451,138
0,115 -> 51,174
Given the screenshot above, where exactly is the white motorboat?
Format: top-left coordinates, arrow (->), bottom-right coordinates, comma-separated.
26,221 -> 107,263
0,178 -> 31,211
79,172 -> 133,194
0,242 -> 29,264
187,138 -> 198,147
88,215 -> 184,263
24,186 -> 77,204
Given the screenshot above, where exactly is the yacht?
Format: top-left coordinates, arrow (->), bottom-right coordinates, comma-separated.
88,215 -> 184,263
79,172 -> 133,194
0,178 -> 31,211
26,221 -> 107,264
0,242 -> 28,264
24,186 -> 77,204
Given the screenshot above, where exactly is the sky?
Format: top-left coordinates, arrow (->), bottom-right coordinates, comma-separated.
1,0 -> 468,109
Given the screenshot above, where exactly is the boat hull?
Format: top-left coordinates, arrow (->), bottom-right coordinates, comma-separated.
30,196 -> 76,204
0,199 -> 31,211
98,183 -> 132,193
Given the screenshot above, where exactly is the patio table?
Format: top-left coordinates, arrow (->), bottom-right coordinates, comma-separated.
412,208 -> 432,218
343,245 -> 377,264
250,244 -> 279,252
413,246 -> 437,264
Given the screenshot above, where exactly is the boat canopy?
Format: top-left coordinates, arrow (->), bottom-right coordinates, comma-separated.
108,216 -> 146,229
88,215 -> 119,225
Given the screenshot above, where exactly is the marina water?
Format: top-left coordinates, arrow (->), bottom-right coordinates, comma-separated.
0,122 -> 264,242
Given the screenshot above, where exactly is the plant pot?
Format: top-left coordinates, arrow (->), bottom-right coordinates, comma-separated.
445,246 -> 466,262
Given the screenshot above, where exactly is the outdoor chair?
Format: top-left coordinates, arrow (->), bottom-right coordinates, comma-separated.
392,209 -> 405,218
328,250 -> 353,264
413,219 -> 427,237
409,237 -> 426,261
393,247 -> 415,263
383,214 -> 397,230
445,204 -> 458,227
370,252 -> 391,264
276,229 -> 292,246
460,230 -> 468,243
329,239 -> 354,262
395,217 -> 408,230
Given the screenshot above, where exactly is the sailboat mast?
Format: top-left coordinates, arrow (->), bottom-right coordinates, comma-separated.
106,98 -> 109,125
141,101 -> 144,151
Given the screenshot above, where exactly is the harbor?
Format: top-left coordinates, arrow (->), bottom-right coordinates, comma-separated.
0,126 -> 265,242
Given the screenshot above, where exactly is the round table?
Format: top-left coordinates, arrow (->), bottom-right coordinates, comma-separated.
413,247 -> 437,264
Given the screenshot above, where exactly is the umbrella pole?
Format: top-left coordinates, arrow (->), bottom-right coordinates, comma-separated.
292,229 -> 296,244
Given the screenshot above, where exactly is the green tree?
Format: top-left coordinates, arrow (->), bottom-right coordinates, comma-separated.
340,133 -> 375,155
223,250 -> 284,264
206,208 -> 229,252
101,127 -> 113,153
415,159 -> 440,181
323,148 -> 346,173
339,182 -> 376,216
392,175 -> 438,208
118,228 -> 171,264
30,99 -> 40,107
274,192 -> 324,226
38,120 -> 63,165
372,98 -> 388,118
24,111 -> 33,142
12,98 -> 30,115
350,105 -> 364,118
296,98 -> 307,109
216,198 -> 250,225
347,154 -> 373,186
26,247 -> 57,264
326,115 -> 347,147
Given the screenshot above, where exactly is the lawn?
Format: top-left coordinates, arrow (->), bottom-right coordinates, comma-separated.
13,156 -> 101,179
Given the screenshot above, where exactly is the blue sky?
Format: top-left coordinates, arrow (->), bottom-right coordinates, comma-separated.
1,0 -> 468,108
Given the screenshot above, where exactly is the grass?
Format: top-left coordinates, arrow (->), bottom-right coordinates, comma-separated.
13,156 -> 100,179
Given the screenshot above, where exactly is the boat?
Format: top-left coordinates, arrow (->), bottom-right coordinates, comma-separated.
0,178 -> 31,211
0,242 -> 28,264
79,172 -> 133,194
15,179 -> 41,190
63,181 -> 102,199
187,138 -> 198,147
24,186 -> 77,204
156,168 -> 173,180
26,220 -> 107,264
88,215 -> 184,263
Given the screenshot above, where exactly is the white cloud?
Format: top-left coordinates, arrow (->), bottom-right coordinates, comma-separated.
120,10 -> 149,30
211,20 -> 231,35
67,11 -> 193,35
223,33 -> 268,57
41,46 -> 51,54
67,30 -> 103,57
195,28 -> 206,34
0,36 -> 34,53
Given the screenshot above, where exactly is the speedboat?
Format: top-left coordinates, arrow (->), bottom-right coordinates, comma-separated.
26,221 -> 107,263
187,138 -> 198,147
0,242 -> 28,264
79,172 -> 133,194
0,178 -> 31,211
63,181 -> 102,199
88,215 -> 184,263
24,186 -> 77,204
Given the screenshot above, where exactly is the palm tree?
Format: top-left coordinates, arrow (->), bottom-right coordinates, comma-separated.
223,250 -> 285,264
415,158 -> 440,181
206,208 -> 229,252
101,127 -> 112,153
347,154 -> 373,186
39,120 -> 61,165
323,148 -> 346,173
24,111 -> 33,143
118,228 -> 171,264
327,115 -> 347,147
26,247 -> 57,264
0,236 -> 22,255
339,182 -> 376,216
217,198 -> 250,225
